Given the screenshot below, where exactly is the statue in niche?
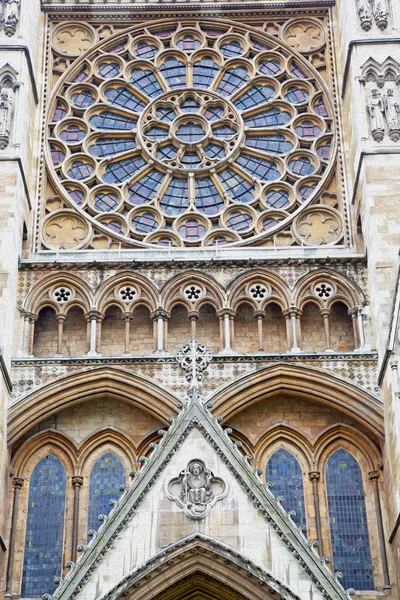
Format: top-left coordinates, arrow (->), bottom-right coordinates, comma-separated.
385,89 -> 400,141
3,0 -> 20,37
357,0 -> 373,30
367,89 -> 385,141
0,86 -> 14,149
373,0 -> 389,30
166,459 -> 227,519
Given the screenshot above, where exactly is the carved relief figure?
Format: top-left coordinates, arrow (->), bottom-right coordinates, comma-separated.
357,0 -> 373,30
385,89 -> 400,140
0,86 -> 14,149
367,89 -> 385,141
3,0 -> 20,36
166,459 -> 227,519
373,0 -> 389,29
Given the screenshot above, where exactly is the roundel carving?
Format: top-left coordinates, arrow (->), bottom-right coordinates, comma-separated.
47,19 -> 336,248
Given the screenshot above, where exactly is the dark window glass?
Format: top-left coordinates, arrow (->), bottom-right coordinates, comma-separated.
105,87 -> 146,112
258,59 -> 281,76
67,188 -> 85,205
266,449 -> 306,528
89,137 -> 135,158
317,141 -> 331,161
128,169 -> 164,205
216,66 -> 249,97
193,57 -> 219,89
88,452 -> 125,537
220,40 -> 244,58
21,455 -> 66,598
89,111 -> 137,131
134,42 -> 158,59
131,212 -> 159,234
237,152 -> 281,181
226,210 -> 253,231
244,107 -> 291,128
295,121 -> 322,139
326,449 -> 374,590
73,65 -> 89,82
160,57 -> 186,89
245,134 -> 293,154
50,146 -> 65,166
130,68 -> 163,98
314,98 -> 329,117
218,168 -> 255,203
234,84 -> 275,110
299,183 -> 317,201
284,86 -> 309,104
177,36 -> 201,52
52,102 -> 67,122
290,62 -> 307,79
60,125 -> 86,143
195,177 -> 224,215
98,62 -> 120,79
67,160 -> 94,180
288,156 -> 315,176
178,218 -> 206,240
160,177 -> 189,215
94,192 -> 119,212
265,188 -> 290,209
71,90 -> 95,109
103,156 -> 146,184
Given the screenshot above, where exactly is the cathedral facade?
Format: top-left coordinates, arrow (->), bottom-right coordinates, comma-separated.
0,0 -> 399,599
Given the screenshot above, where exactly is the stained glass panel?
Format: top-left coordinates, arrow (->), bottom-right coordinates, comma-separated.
326,449 -> 374,590
195,177 -> 224,215
160,177 -> 189,215
193,57 -> 219,88
218,168 -> 255,203
21,455 -> 66,599
128,169 -> 164,205
266,449 -> 306,528
103,156 -> 146,184
216,66 -> 249,97
160,57 -> 186,89
89,137 -> 135,158
105,87 -> 146,112
244,107 -> 291,128
130,68 -> 163,98
234,84 -> 275,110
237,152 -> 281,181
87,452 -> 125,536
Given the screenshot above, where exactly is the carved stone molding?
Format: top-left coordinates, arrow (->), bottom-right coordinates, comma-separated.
166,458 -> 228,519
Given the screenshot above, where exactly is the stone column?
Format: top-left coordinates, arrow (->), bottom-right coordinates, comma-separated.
320,308 -> 333,352
121,312 -> 133,355
71,476 -> 83,563
24,312 -> 37,356
4,477 -> 24,599
85,310 -> 101,356
254,310 -> 265,352
283,307 -> 301,352
151,308 -> 170,355
309,471 -> 323,554
188,310 -> 199,341
368,470 -> 391,589
55,314 -> 67,356
348,305 -> 365,350
217,309 -> 236,354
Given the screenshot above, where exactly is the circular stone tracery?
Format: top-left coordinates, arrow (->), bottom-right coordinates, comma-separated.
47,19 -> 336,247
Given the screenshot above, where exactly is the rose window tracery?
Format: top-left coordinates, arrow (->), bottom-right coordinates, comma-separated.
47,20 -> 336,247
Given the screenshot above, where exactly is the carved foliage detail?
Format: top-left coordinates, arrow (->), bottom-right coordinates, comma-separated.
166,459 -> 227,519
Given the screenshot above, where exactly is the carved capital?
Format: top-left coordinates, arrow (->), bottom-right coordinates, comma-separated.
121,312 -> 134,322
188,310 -> 200,322
12,477 -> 24,488
368,470 -> 380,481
309,471 -> 320,482
254,310 -> 265,320
151,308 -> 170,321
72,476 -> 84,487
216,308 -> 236,319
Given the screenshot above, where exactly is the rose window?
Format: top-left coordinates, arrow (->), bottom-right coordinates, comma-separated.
47,20 -> 335,247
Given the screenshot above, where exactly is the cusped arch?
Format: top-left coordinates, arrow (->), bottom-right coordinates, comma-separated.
96,271 -> 159,314
77,427 -> 138,474
254,424 -> 314,471
227,269 -> 290,312
161,270 -> 224,312
314,423 -> 381,472
23,271 -> 93,316
293,269 -> 364,310
8,367 -> 180,447
210,363 -> 384,441
11,429 -> 77,478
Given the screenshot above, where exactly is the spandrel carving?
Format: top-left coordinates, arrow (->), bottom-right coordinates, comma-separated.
166,459 -> 228,519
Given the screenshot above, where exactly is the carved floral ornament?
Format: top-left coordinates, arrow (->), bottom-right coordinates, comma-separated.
45,19 -> 340,250
166,459 -> 228,519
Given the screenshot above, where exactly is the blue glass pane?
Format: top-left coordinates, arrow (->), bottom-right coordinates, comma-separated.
68,160 -> 94,180
98,62 -> 120,79
266,449 -> 306,528
234,84 -> 275,110
290,62 -> 307,79
284,86 -> 309,104
295,121 -> 322,140
71,90 -> 95,109
258,59 -> 281,76
60,125 -> 86,143
156,144 -> 177,161
177,36 -> 201,52
156,107 -> 176,122
237,152 -> 281,181
220,40 -> 244,58
195,177 -> 224,215
180,98 -> 200,113
21,455 -> 66,599
128,169 -> 164,205
88,452 -> 125,536
52,102 -> 67,122
216,66 -> 249,97
94,192 -> 119,212
226,210 -> 253,232
130,68 -> 163,98
89,137 -> 135,158
212,125 -> 236,139
204,143 -> 225,160
73,65 -> 88,83
103,156 -> 146,184
67,188 -> 85,206
89,111 -> 137,131
135,42 -> 158,59
51,146 -> 65,166
178,218 -> 206,240
265,188 -> 290,209
193,57 -> 219,89
160,57 -> 186,89
317,141 -> 331,161
204,106 -> 224,121
288,156 -> 314,176
244,107 -> 291,128
181,151 -> 202,168
299,183 -> 317,201
105,87 -> 146,112
314,98 -> 329,117
131,212 -> 159,234
326,449 -> 374,590
160,177 -> 189,215
246,134 -> 293,154
218,168 -> 255,203
145,126 -> 168,141
176,122 -> 205,143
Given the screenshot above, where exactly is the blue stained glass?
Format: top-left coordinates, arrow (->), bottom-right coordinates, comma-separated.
181,151 -> 202,168
288,156 -> 314,176
128,169 -> 164,205
251,38 -> 270,51
212,125 -> 236,139
284,86 -> 309,104
145,126 -> 169,141
51,146 -> 65,166
105,87 -> 146,112
104,220 -> 123,234
177,36 -> 201,52
218,168 -> 255,203
67,188 -> 85,205
265,188 -> 290,208
160,177 -> 189,215
246,134 -> 293,155
204,106 -> 224,121
98,62 -> 120,79
156,144 -> 177,161
135,42 -> 158,59
21,455 -> 66,599
326,449 -> 374,590
68,160 -> 94,180
234,84 -> 275,110
52,102 -> 67,122
73,65 -> 88,83
131,211 -> 159,234
203,143 -> 225,160
258,59 -> 281,76
156,107 -> 176,122
244,107 -> 291,128
314,98 -> 329,117
103,156 -> 146,184
71,90 -> 95,109
89,111 -> 137,131
295,121 -> 322,139
317,141 -> 331,161
195,177 -> 224,215
176,122 -> 205,143
178,218 -> 206,240
266,449 -> 306,528
130,68 -> 163,98
216,66 -> 249,97
299,183 -> 316,200
160,57 -> 186,89
88,453 -> 125,536
193,57 -> 219,89
89,137 -> 135,158
60,125 -> 86,143
180,98 -> 200,113
237,152 -> 281,181
226,210 -> 253,231
94,192 -> 118,212
290,62 -> 307,79
220,40 -> 244,57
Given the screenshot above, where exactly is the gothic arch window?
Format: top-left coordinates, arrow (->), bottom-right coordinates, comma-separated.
21,455 -> 67,599
326,449 -> 374,590
87,452 -> 126,535
266,448 -> 306,529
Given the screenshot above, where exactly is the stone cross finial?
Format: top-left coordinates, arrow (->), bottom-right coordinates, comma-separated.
176,340 -> 212,397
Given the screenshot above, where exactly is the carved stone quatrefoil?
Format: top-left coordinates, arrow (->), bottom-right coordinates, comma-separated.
166,459 -> 228,520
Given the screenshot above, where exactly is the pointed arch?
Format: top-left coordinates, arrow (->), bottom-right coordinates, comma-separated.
293,268 -> 364,310
96,271 -> 158,314
161,270 -> 224,312
227,268 -> 290,311
87,451 -> 126,534
22,271 -> 92,316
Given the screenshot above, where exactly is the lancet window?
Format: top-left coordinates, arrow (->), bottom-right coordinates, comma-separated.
87,452 -> 126,536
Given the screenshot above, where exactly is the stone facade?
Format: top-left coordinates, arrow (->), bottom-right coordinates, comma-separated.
0,1 -> 400,600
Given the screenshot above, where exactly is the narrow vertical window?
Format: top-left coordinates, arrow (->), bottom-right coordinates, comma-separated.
266,448 -> 306,528
21,455 -> 66,598
326,449 -> 374,590
87,452 -> 125,535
